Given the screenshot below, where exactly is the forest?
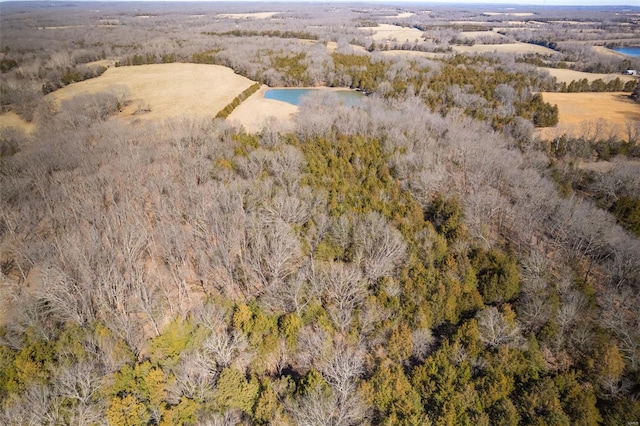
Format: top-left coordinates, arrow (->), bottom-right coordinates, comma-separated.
1,2 -> 640,425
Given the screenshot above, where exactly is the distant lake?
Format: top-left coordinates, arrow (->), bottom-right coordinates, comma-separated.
612,47 -> 640,57
264,88 -> 364,107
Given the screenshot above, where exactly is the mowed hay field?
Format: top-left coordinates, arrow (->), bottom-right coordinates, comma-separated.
538,92 -> 640,140
50,63 -> 256,121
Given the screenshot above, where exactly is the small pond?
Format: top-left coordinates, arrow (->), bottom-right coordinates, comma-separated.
611,47 -> 640,57
264,88 -> 364,107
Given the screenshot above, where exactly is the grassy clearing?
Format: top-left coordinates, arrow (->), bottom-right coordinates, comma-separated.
359,24 -> 424,42
0,111 -> 35,135
538,92 -> 640,140
539,67 -> 637,84
451,42 -> 557,55
50,63 -> 256,122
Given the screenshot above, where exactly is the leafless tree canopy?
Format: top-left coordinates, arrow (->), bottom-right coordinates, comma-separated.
1,2 -> 639,425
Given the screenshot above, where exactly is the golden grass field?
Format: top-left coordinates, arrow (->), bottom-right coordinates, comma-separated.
359,24 -> 424,42
451,42 -> 557,55
50,63 -> 256,122
540,67 -> 638,84
538,92 -> 640,140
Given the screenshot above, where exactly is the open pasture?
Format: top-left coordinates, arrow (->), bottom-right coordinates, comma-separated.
539,92 -> 640,140
50,63 -> 255,122
359,24 -> 424,43
539,67 -> 637,84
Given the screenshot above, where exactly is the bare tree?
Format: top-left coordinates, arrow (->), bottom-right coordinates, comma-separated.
36,265 -> 97,326
289,384 -> 368,426
260,266 -> 313,315
312,261 -> 368,334
55,361 -> 105,425
476,307 -> 525,349
599,286 -> 640,369
202,329 -> 252,372
0,384 -> 64,426
353,212 -> 407,281
173,350 -> 218,402
244,215 -> 302,294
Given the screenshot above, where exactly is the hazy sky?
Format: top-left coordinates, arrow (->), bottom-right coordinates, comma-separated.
1,0 -> 636,5
368,0 -> 636,4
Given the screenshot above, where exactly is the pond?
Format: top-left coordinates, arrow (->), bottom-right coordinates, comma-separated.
611,47 -> 640,57
264,88 -> 364,107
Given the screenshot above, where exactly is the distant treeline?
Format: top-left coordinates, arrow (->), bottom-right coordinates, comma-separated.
115,53 -> 178,67
42,65 -> 108,94
203,30 -> 319,41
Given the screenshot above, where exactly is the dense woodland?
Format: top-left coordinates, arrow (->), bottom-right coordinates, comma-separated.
1,2 -> 640,425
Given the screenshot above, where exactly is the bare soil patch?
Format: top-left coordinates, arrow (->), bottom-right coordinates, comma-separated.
540,67 -> 637,84
452,42 -> 557,55
50,63 -> 255,122
538,92 -> 640,140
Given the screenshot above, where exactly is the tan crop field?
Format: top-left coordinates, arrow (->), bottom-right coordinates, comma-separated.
540,67 -> 637,84
50,63 -> 256,122
538,92 -> 640,140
